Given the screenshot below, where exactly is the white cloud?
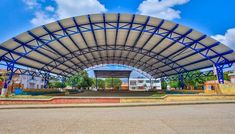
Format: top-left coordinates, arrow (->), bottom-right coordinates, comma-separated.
212,28 -> 235,50
138,0 -> 190,20
23,0 -> 40,9
30,11 -> 56,26
55,0 -> 107,19
45,5 -> 55,12
23,0 -> 107,26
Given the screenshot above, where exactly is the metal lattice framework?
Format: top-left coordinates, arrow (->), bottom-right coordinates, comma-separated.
1,13 -> 235,87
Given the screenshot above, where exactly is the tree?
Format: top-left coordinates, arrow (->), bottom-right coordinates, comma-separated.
95,79 -> 105,89
183,71 -> 206,90
66,72 -> 83,88
0,76 -> 3,82
161,80 -> 167,90
54,81 -> 66,88
48,81 -> 66,88
105,78 -> 122,89
66,71 -> 93,89
169,80 -> 179,89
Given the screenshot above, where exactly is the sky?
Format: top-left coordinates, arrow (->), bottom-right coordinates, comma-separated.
0,0 -> 235,77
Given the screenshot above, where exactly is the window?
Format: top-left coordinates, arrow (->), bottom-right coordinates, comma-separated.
130,80 -> 136,85
146,80 -> 150,83
154,80 -> 160,83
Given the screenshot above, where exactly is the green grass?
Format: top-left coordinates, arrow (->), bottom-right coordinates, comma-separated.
151,93 -> 166,97
0,95 -> 52,99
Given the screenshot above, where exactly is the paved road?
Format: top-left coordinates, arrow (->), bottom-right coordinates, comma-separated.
0,104 -> 235,134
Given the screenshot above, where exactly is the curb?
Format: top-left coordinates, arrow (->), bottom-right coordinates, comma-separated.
1,100 -> 235,110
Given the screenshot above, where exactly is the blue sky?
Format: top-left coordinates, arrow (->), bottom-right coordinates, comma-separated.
99,0 -> 235,35
0,0 -> 235,77
0,0 -> 235,44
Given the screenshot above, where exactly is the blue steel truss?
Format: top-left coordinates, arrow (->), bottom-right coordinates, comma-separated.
0,13 -> 235,89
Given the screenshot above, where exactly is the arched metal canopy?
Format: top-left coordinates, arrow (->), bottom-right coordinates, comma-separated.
0,13 -> 235,78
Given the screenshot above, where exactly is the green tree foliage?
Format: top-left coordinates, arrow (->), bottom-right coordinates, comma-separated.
161,80 -> 167,90
184,71 -> 206,89
66,71 -> 93,89
49,81 -> 66,88
165,70 -> 231,90
105,78 -> 122,89
169,80 -> 179,88
0,76 -> 3,82
95,79 -> 105,89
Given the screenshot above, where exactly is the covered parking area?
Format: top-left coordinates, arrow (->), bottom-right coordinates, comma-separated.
0,13 -> 235,95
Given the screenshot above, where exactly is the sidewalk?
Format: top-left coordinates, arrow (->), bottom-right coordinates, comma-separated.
1,100 -> 235,109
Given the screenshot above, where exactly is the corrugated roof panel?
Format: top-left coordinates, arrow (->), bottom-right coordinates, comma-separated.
1,40 -> 21,49
37,47 -> 59,59
135,32 -> 151,48
117,30 -> 128,45
105,14 -> 117,22
71,34 -> 87,49
45,22 -> 61,32
120,14 -> 133,22
83,31 -> 96,47
18,58 -> 44,69
15,32 -> 34,43
148,17 -> 162,27
48,41 -> 68,55
143,35 -> 161,50
126,31 -> 139,46
161,20 -> 176,31
90,14 -> 103,22
60,37 -> 78,51
1,14 -> 234,77
27,51 -> 51,63
94,30 -> 105,45
75,15 -> 89,25
107,29 -> 116,45
174,24 -> 190,35
199,37 -> 217,47
59,18 -> 75,28
187,30 -> 204,40
212,43 -> 231,53
30,27 -> 47,37
134,15 -> 148,24
0,50 -> 7,57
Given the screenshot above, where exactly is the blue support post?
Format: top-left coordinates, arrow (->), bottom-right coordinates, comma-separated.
2,62 -> 15,96
178,73 -> 184,89
44,73 -> 50,89
215,65 -> 224,84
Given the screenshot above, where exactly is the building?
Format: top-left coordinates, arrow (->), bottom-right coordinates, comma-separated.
120,83 -> 129,91
16,75 -> 45,89
228,72 -> 235,84
129,78 -> 161,91
0,69 -> 45,89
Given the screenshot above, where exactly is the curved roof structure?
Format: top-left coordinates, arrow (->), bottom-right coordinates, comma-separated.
0,13 -> 235,78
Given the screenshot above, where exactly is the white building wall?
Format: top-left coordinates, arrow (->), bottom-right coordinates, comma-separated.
129,78 -> 161,91
19,75 -> 44,89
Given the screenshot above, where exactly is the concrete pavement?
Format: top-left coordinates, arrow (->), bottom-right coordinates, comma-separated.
1,100 -> 235,109
0,104 -> 235,134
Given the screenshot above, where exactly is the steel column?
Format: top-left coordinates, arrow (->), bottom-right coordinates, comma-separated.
178,73 -> 184,89
1,61 -> 15,96
96,77 -> 98,90
215,65 -> 224,84
43,73 -> 50,89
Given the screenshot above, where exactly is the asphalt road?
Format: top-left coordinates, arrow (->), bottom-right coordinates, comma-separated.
0,104 -> 235,134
